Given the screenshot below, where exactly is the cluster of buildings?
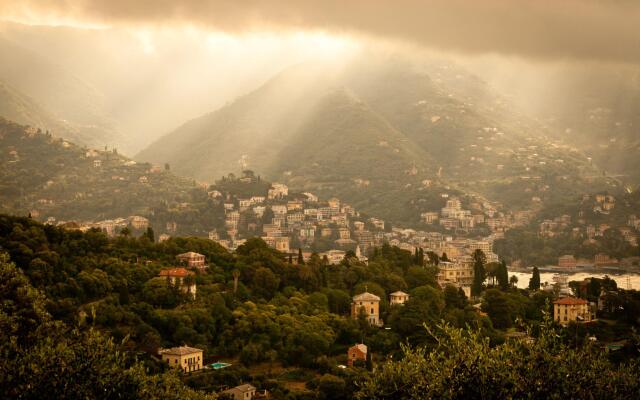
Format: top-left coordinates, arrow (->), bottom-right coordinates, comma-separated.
51,215 -> 150,236
421,195 -> 533,234
558,253 -> 639,269
209,182 -> 378,262
538,194 -> 638,247
591,193 -> 616,214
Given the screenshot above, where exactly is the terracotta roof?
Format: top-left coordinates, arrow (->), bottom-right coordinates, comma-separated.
350,343 -> 368,353
177,251 -> 204,258
160,346 -> 202,356
159,267 -> 194,277
353,292 -> 380,301
224,384 -> 256,394
390,291 -> 408,297
554,297 -> 588,305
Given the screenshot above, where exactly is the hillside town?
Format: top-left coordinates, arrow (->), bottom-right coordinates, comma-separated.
40,169 -> 640,300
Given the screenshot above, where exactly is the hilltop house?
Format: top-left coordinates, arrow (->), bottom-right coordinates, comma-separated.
389,291 -> 409,305
158,268 -> 196,298
351,292 -> 382,326
159,346 -> 203,373
177,252 -> 207,270
347,343 -> 368,367
554,297 -> 595,325
223,384 -> 267,400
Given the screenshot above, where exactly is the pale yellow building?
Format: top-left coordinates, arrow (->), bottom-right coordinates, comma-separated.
159,346 -> 203,373
389,291 -> 409,305
436,261 -> 473,298
352,292 -> 382,326
554,297 -> 595,325
177,251 -> 206,270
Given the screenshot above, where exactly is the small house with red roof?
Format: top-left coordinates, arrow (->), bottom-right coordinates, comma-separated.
347,343 -> 368,367
159,267 -> 197,298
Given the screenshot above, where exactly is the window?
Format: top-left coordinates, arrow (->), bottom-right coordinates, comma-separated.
370,308 -> 374,314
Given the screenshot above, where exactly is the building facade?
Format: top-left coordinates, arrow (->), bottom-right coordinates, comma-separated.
159,346 -> 203,373
553,297 -> 595,325
389,291 -> 409,305
347,343 -> 368,367
351,292 -> 382,326
176,252 -> 206,270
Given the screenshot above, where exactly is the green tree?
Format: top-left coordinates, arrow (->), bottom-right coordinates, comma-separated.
497,260 -> 509,290
529,266 -> 541,290
471,249 -> 487,297
252,267 -> 280,299
0,252 -> 215,400
355,320 -> 640,399
481,288 -> 512,329
144,226 -> 155,242
510,275 -> 519,289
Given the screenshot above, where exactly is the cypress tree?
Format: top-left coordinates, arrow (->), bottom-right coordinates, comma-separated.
145,227 -> 155,242
471,249 -> 487,297
529,266 -> 541,290
297,248 -> 304,265
498,260 -> 509,290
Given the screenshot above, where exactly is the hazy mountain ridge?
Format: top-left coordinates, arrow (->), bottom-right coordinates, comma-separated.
0,36 -> 129,150
138,57 -> 614,224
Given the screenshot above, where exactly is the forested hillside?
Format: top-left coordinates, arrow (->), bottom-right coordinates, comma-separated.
2,215 -> 640,398
0,118 -> 203,222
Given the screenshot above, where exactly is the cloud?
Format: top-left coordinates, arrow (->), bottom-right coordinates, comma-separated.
1,0 -> 639,63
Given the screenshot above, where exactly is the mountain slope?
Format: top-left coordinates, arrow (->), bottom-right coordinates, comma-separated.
0,117 -> 201,225
0,37 -> 128,150
138,57 -> 615,225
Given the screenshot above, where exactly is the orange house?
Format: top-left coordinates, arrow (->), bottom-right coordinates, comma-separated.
347,343 -> 368,367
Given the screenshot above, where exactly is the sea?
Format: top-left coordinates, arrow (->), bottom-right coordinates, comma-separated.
510,271 -> 640,291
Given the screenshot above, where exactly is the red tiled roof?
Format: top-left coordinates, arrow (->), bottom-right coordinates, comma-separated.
554,297 -> 588,305
159,267 -> 194,277
159,346 -> 202,356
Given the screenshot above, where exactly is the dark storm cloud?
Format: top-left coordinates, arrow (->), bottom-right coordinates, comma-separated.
2,0 -> 639,63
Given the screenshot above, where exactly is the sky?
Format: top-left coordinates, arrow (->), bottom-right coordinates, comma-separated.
0,1 -> 638,153
1,0 -> 639,64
